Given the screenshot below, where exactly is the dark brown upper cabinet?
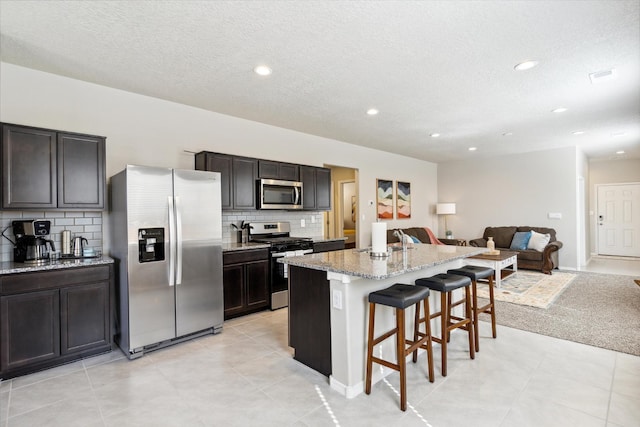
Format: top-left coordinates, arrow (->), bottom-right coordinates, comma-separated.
195,152 -> 257,210
1,123 -> 106,210
258,160 -> 299,181
300,165 -> 331,211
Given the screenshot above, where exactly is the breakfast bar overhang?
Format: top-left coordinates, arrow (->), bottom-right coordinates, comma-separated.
281,244 -> 487,398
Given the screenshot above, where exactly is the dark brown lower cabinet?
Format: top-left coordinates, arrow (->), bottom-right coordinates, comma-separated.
223,249 -> 269,319
0,264 -> 114,379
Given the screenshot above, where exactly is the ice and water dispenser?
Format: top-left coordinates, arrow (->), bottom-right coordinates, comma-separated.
138,228 -> 165,263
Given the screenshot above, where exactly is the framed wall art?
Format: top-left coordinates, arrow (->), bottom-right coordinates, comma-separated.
376,179 -> 393,219
396,181 -> 411,219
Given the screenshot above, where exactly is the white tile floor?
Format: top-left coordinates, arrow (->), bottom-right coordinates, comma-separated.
1,259 -> 639,427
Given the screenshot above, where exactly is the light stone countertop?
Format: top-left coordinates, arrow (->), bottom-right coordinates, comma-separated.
222,242 -> 271,252
279,244 -> 487,280
0,257 -> 114,276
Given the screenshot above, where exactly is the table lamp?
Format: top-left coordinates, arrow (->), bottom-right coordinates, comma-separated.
436,203 -> 456,238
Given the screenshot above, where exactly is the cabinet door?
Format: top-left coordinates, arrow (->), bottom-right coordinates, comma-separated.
233,157 -> 257,210
300,166 -> 316,209
60,282 -> 110,355
315,168 -> 332,210
245,260 -> 269,310
199,153 -> 233,210
258,160 -> 279,179
279,163 -> 299,181
1,124 -> 57,209
0,290 -> 60,372
57,133 -> 106,209
223,264 -> 245,319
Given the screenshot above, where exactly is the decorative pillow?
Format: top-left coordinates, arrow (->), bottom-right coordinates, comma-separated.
527,230 -> 551,252
509,231 -> 532,250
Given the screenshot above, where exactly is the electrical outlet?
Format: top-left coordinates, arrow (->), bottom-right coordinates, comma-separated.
301,219 -> 306,228
311,215 -> 316,223
332,289 -> 343,310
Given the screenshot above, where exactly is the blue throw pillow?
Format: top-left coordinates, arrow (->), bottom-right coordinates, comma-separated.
510,231 -> 532,250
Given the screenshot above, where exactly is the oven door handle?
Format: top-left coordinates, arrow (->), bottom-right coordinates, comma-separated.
272,252 -> 288,258
271,249 -> 313,258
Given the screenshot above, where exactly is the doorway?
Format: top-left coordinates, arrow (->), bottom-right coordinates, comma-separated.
324,165 -> 358,249
596,183 -> 640,257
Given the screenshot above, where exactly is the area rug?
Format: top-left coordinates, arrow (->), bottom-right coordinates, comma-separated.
475,271 -> 576,309
478,271 -> 640,356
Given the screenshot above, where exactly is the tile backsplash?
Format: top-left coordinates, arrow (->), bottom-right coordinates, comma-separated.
222,210 -> 324,243
0,211 -> 103,262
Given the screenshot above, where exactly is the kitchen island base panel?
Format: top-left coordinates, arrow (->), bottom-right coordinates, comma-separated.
326,260 -> 466,398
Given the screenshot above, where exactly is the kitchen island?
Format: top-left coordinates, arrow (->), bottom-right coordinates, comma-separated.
281,244 -> 486,398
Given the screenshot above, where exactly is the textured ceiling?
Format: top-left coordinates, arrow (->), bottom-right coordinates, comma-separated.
1,0 -> 639,163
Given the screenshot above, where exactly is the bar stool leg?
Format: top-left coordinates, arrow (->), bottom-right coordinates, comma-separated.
365,302 -> 376,395
472,279 -> 480,352
396,307 -> 407,411
423,298 -> 435,382
440,291 -> 448,376
488,274 -> 497,338
465,286 -> 475,360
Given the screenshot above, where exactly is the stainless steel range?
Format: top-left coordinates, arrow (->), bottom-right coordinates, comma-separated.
248,222 -> 313,310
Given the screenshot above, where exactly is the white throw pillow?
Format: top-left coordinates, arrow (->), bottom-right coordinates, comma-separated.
527,230 -> 551,252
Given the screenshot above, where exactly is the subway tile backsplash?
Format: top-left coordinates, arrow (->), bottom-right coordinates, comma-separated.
222,210 -> 324,243
0,211 -> 103,262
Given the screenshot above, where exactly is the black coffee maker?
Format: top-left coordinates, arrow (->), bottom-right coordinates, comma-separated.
12,220 -> 56,264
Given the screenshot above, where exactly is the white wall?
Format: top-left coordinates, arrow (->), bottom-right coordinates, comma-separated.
437,146 -> 579,270
0,62 -> 439,250
588,158 -> 640,255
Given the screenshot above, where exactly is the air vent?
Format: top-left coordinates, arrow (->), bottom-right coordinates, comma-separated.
589,69 -> 616,84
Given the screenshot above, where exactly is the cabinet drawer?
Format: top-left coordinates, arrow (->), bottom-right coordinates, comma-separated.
223,249 -> 269,265
1,265 -> 110,295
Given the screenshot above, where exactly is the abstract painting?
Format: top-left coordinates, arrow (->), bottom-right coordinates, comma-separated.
376,179 -> 393,219
396,181 -> 411,219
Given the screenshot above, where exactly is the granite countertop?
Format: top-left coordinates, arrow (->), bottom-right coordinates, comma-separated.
222,242 -> 271,252
0,256 -> 115,276
279,244 -> 487,280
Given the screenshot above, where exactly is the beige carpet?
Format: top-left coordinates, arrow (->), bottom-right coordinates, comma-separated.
475,271 -> 576,309
478,271 -> 640,356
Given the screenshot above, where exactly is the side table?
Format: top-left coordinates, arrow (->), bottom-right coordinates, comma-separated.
438,238 -> 467,246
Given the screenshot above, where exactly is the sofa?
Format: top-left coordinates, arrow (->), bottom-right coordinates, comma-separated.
386,227 -> 435,244
469,226 -> 563,274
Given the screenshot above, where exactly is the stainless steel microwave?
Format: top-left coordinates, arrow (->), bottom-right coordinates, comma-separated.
258,179 -> 303,210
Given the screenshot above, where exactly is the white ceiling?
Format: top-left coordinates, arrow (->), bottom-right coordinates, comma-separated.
1,0 -> 639,163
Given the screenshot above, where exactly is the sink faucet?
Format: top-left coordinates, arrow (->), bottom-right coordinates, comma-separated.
393,229 -> 408,253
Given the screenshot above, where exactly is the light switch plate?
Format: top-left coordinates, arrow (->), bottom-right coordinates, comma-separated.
332,289 -> 343,310
548,212 -> 562,219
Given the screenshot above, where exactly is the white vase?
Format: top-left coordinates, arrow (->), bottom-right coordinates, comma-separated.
487,236 -> 495,252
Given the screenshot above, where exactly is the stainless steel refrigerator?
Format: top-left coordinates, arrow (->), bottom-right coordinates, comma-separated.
110,165 -> 223,359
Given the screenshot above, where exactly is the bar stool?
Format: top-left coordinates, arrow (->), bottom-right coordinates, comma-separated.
447,265 -> 496,352
414,273 -> 474,376
365,283 -> 434,411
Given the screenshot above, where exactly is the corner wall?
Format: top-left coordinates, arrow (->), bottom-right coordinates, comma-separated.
437,146 -> 579,270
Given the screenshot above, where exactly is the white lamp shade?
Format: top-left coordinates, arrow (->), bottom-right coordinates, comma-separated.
436,203 -> 456,215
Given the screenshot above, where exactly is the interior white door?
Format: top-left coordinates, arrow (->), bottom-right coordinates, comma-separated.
597,183 -> 640,257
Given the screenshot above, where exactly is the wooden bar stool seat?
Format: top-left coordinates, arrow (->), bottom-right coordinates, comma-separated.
447,265 -> 496,352
365,283 -> 434,411
414,273 -> 474,376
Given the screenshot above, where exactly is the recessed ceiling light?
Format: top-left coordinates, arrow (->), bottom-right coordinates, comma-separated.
616,150 -> 625,155
366,108 -> 379,116
572,131 -> 585,135
502,132 -> 513,137
514,60 -> 539,71
254,65 -> 272,76
552,107 -> 567,113
612,132 -> 627,137
468,147 -> 477,151
430,133 -> 441,138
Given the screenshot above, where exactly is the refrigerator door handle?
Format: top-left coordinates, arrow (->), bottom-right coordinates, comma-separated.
175,196 -> 183,286
168,196 -> 176,286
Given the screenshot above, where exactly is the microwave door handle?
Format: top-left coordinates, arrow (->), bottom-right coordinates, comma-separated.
294,187 -> 300,205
